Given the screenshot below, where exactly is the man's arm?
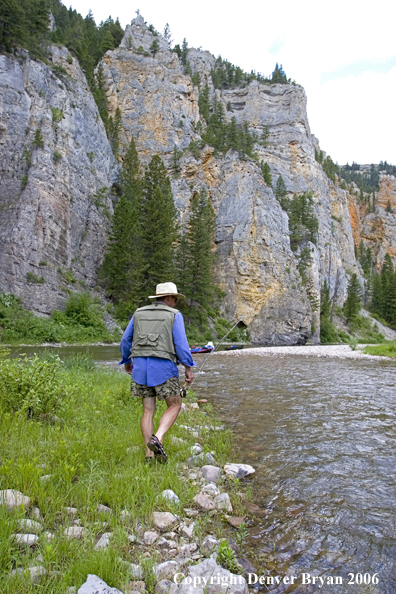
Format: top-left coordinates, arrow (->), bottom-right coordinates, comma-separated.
119,315 -> 134,373
172,313 -> 196,383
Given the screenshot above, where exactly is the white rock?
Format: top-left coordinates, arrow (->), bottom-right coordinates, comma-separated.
189,403 -> 199,410
153,511 -> 179,532
215,493 -> 233,512
188,471 -> 198,480
130,564 -> 144,579
179,543 -> 198,556
163,531 -> 177,539
199,465 -> 220,483
94,532 -> 112,550
180,403 -> 188,411
43,531 -> 55,541
32,506 -> 41,520
12,566 -> 46,584
65,506 -> 78,518
180,557 -> 248,594
155,579 -> 178,594
97,504 -> 112,514
143,530 -> 159,545
171,436 -> 186,444
120,509 -> 131,521
193,492 -> 215,511
201,535 -> 219,557
128,534 -> 137,544
161,490 -> 180,503
64,526 -> 86,540
18,519 -> 42,534
183,509 -> 199,518
0,489 -> 31,511
40,474 -> 51,482
181,522 -> 195,539
153,560 -> 181,581
223,463 -> 255,479
12,533 -> 38,547
78,574 -> 124,593
190,443 -> 203,455
201,483 -> 220,497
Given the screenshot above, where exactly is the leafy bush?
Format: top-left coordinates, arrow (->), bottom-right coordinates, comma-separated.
0,353 -> 67,417
216,540 -> 242,574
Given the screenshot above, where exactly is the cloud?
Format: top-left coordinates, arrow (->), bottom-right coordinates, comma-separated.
320,55 -> 396,85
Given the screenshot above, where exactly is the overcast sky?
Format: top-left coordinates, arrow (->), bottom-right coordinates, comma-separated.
68,0 -> 396,166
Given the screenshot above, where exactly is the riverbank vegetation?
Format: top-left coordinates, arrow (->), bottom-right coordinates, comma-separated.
364,341 -> 396,358
0,351 -> 249,592
0,292 -> 119,345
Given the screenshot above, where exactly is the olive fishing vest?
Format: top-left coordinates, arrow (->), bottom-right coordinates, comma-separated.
131,303 -> 179,363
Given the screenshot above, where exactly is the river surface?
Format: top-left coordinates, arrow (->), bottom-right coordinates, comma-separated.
10,346 -> 396,592
199,353 -> 396,594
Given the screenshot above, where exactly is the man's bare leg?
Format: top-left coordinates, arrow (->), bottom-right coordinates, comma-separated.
141,396 -> 156,457
155,394 -> 182,443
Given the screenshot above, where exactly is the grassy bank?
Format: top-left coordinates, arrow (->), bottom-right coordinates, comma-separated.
363,341 -> 396,358
0,351 -> 247,593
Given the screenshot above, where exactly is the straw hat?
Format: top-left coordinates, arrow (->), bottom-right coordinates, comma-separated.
148,282 -> 185,300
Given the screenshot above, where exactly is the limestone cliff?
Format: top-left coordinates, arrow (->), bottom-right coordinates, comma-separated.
0,14 -> 364,343
100,14 -> 359,343
0,46 -> 116,315
349,174 -> 396,269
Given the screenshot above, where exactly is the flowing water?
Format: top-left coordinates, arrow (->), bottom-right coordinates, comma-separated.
197,353 -> 396,593
10,346 -> 396,592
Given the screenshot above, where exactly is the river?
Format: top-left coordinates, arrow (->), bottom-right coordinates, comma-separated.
9,345 -> 396,592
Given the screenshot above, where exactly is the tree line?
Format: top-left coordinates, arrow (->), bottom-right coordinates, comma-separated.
100,138 -> 218,335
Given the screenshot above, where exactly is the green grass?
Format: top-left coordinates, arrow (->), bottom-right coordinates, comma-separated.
0,354 -> 234,592
364,341 -> 396,357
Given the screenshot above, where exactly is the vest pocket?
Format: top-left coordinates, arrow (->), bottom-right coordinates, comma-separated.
135,332 -> 160,347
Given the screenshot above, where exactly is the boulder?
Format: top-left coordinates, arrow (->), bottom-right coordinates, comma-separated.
190,443 -> 203,455
237,558 -> 257,577
199,466 -> 220,483
193,493 -> 215,511
0,489 -> 31,511
201,535 -> 219,557
215,493 -> 233,513
78,574 -> 123,593
65,506 -> 78,518
223,464 -> 255,480
120,509 -> 131,521
128,581 -> 145,594
94,533 -> 112,551
225,516 -> 246,528
188,453 -> 215,467
153,512 -> 179,532
161,490 -> 180,503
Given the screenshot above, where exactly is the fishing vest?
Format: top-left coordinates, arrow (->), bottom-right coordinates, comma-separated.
132,302 -> 179,363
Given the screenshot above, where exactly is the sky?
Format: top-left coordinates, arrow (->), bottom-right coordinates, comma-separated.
67,0 -> 396,165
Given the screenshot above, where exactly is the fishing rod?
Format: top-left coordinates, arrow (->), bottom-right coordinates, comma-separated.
181,318 -> 245,396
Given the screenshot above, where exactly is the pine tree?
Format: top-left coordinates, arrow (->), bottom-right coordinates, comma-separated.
163,23 -> 172,46
260,161 -> 272,186
150,38 -> 160,56
140,156 -> 178,294
108,107 -> 122,157
275,175 -> 288,207
181,38 -> 189,65
198,84 -> 210,123
99,136 -> 145,317
92,62 -> 109,129
343,273 -> 362,321
101,29 -> 114,52
178,189 -> 216,324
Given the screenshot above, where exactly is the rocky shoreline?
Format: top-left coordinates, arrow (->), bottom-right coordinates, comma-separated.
1,408 -> 258,594
215,344 -> 391,360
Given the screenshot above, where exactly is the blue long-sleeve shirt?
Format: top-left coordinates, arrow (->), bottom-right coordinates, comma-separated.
120,311 -> 196,387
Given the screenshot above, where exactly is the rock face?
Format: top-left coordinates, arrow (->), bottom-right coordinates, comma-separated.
349,173 -> 396,268
0,46 -> 116,315
0,13 -> 366,342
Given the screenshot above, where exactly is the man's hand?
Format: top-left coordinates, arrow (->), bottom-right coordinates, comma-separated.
124,362 -> 132,375
184,366 -> 193,384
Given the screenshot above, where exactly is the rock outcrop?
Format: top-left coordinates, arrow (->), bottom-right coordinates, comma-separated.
0,46 -> 116,315
0,13 -> 369,342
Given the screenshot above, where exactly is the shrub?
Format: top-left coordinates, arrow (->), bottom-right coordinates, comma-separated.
64,292 -> 106,330
216,540 -> 242,574
26,272 -> 45,284
0,353 -> 67,417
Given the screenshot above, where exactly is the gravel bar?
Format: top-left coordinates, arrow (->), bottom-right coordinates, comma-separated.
214,345 -> 390,360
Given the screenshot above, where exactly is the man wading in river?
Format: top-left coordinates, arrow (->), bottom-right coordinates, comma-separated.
120,282 -> 196,463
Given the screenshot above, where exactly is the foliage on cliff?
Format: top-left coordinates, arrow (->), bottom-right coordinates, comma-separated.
100,140 -> 220,334
0,0 -> 51,56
